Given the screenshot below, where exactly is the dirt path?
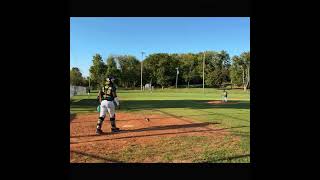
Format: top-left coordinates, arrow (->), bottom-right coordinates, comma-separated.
207,100 -> 239,104
70,112 -> 239,163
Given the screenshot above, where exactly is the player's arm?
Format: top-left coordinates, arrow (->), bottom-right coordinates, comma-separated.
98,90 -> 102,103
113,91 -> 120,107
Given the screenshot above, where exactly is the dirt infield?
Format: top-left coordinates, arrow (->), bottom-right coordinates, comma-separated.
207,100 -> 239,104
70,112 -> 240,163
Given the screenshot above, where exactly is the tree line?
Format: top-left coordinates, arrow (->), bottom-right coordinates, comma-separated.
70,50 -> 250,90
70,67 -> 89,87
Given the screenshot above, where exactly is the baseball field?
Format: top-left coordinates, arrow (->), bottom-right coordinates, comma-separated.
70,88 -> 250,163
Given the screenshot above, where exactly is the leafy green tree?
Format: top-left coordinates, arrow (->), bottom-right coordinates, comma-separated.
105,55 -> 121,82
230,56 -> 243,86
240,52 -> 250,91
86,50 -> 247,90
89,54 -> 106,88
230,51 -> 250,90
156,54 -> 172,89
70,67 -> 84,86
117,55 -> 140,88
179,53 -> 197,88
81,76 -> 89,87
199,51 -> 231,88
143,53 -> 178,89
143,54 -> 159,86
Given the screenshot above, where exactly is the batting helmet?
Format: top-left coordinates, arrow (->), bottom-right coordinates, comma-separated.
106,76 -> 115,85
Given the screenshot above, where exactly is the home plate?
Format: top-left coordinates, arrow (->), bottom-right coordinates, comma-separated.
122,125 -> 134,128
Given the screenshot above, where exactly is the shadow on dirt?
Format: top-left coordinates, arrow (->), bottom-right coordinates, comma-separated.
70,116 -> 178,124
70,99 -> 98,109
70,122 -> 219,138
123,122 -> 220,132
203,154 -> 250,162
228,131 -> 250,137
71,120 -> 98,124
70,125 -> 249,141
70,113 -> 77,122
70,99 -> 249,111
70,129 -> 211,143
124,100 -> 249,110
70,150 -> 124,163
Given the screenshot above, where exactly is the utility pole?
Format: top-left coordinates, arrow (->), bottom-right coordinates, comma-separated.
88,77 -> 90,93
203,52 -> 205,93
141,52 -> 145,91
175,67 -> 179,89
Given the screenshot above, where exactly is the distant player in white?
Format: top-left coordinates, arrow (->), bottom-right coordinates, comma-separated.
96,76 -> 120,135
223,89 -> 228,103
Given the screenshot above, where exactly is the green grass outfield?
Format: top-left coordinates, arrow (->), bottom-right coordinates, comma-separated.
70,88 -> 250,163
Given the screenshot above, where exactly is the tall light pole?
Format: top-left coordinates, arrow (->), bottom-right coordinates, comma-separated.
141,52 -> 145,91
175,67 -> 179,89
88,77 -> 90,91
203,52 -> 205,93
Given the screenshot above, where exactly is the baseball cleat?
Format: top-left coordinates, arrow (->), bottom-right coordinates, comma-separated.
96,129 -> 103,135
111,127 -> 120,133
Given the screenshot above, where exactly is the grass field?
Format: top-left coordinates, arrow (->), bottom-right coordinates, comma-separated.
70,88 -> 250,163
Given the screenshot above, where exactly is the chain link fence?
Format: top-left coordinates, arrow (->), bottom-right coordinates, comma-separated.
70,85 -> 87,98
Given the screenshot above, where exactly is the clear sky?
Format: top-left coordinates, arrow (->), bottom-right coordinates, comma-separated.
70,17 -> 250,77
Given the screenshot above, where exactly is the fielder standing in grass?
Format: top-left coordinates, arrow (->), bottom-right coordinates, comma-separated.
96,76 -> 120,135
223,89 -> 228,103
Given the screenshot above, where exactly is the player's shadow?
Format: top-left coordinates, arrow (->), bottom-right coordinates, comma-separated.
70,122 -> 218,138
70,124 -> 249,140
121,122 -> 219,133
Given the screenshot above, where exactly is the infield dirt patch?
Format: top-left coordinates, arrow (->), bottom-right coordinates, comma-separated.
70,112 -> 240,163
207,100 -> 239,104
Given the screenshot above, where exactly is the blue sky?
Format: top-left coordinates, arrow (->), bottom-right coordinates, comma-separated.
70,17 -> 250,77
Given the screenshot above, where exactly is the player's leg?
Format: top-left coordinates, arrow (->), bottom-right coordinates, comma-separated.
107,101 -> 120,132
96,100 -> 107,135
